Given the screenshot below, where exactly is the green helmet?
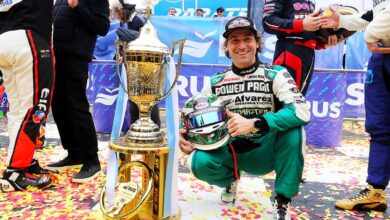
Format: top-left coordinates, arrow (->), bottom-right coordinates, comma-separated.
181,93 -> 229,150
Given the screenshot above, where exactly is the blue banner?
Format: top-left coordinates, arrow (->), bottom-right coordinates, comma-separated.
89,17 -> 367,147
154,0 -> 248,17
88,61 -> 353,147
87,61 -> 130,133
305,72 -> 346,147
343,71 -> 365,118
151,16 -> 232,65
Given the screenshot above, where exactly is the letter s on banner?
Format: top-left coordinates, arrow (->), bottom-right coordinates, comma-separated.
345,83 -> 364,106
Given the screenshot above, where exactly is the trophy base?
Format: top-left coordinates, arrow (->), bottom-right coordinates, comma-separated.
125,117 -> 164,144
101,200 -> 182,220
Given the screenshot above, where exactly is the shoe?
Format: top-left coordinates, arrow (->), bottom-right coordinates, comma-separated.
72,164 -> 101,183
1,169 -> 52,192
273,195 -> 291,220
26,159 -> 59,175
335,185 -> 387,211
46,156 -> 82,171
221,180 -> 238,204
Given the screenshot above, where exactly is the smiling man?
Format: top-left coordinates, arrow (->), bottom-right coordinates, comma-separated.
179,16 -> 310,220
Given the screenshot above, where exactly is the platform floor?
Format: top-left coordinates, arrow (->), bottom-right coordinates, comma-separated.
0,117 -> 389,220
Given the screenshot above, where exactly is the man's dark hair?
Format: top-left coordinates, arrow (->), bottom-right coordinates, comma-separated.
196,8 -> 204,13
216,7 -> 225,12
117,0 -> 136,22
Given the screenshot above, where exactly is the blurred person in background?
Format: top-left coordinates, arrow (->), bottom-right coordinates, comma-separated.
196,8 -> 204,17
262,0 -> 340,95
167,7 -> 176,16
110,0 -> 161,128
214,6 -> 225,17
46,0 -> 110,183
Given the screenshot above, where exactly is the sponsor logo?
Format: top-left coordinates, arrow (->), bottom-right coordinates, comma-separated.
32,110 -> 45,124
0,0 -> 22,12
40,50 -> 51,59
289,87 -> 300,93
37,88 -> 50,112
195,102 -> 209,109
95,88 -> 119,106
213,81 -> 271,96
287,79 -> 296,85
178,31 -> 216,58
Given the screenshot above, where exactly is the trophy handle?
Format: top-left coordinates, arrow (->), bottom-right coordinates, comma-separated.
100,160 -> 154,219
115,40 -> 129,94
156,38 -> 186,102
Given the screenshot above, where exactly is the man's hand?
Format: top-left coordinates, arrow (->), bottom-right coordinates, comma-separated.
365,42 -> 390,54
68,0 -> 78,8
324,35 -> 342,48
179,129 -> 195,155
226,110 -> 256,137
303,11 -> 322,32
320,5 -> 340,29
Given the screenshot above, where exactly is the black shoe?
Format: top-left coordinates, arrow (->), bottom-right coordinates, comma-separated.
1,169 -> 52,192
26,159 -> 59,175
46,156 -> 82,171
273,195 -> 291,220
72,164 -> 101,183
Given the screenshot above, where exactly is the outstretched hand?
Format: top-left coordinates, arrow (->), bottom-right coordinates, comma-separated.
226,110 -> 256,137
320,5 -> 340,29
303,11 -> 322,32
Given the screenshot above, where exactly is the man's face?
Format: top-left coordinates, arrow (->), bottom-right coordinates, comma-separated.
196,10 -> 204,17
226,29 -> 258,69
216,10 -> 224,17
168,8 -> 176,16
114,8 -> 126,22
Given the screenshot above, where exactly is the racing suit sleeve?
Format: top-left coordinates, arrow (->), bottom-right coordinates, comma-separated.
364,2 -> 390,44
262,66 -> 310,131
73,0 -> 110,36
339,10 -> 372,31
262,0 -> 304,35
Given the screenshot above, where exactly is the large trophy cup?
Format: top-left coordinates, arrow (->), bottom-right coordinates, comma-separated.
100,2 -> 185,219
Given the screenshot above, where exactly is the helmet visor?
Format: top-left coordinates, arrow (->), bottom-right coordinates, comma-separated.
186,111 -> 226,129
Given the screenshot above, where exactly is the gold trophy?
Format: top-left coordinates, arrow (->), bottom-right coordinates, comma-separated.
100,2 -> 185,219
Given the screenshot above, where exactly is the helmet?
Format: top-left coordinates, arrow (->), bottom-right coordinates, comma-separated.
181,93 -> 229,151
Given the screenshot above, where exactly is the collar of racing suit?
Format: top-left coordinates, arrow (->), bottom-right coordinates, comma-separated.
231,57 -> 261,76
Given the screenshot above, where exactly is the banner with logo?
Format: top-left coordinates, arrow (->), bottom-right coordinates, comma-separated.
89,61 -> 351,147
87,61 -> 130,133
343,71 -> 365,118
151,16 -> 232,65
89,17 -> 368,147
154,0 -> 248,17
305,72 -> 346,147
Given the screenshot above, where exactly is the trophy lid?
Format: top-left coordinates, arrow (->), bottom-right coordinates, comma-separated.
126,21 -> 169,54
